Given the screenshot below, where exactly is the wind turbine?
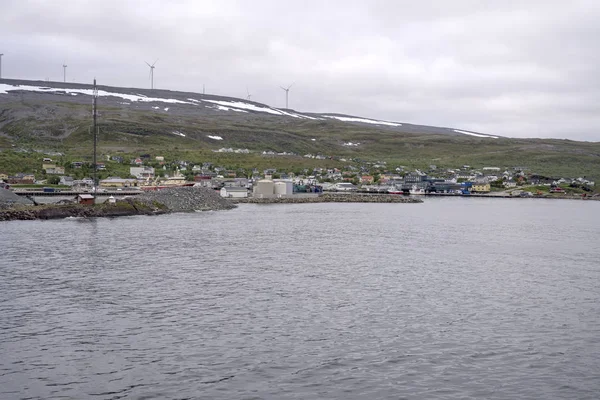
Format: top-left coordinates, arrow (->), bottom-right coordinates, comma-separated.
0,53 -> 4,79
62,62 -> 67,83
280,83 -> 293,109
145,59 -> 158,89
246,86 -> 252,100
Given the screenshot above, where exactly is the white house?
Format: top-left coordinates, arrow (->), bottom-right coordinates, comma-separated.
220,187 -> 248,198
59,176 -> 74,186
130,166 -> 155,178
335,182 -> 357,191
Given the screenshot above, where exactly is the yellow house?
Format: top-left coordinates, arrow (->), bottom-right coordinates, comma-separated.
0,173 -> 8,181
46,166 -> 65,175
472,183 -> 491,193
100,178 -> 137,187
162,176 -> 187,186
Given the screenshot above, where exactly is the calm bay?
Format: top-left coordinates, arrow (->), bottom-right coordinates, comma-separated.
1,198 -> 599,399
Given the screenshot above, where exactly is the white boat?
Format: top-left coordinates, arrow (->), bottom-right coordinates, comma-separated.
409,185 -> 426,195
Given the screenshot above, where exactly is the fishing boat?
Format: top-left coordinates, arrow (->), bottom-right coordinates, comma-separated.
409,185 -> 426,195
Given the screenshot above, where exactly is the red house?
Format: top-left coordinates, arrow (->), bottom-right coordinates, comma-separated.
77,194 -> 94,205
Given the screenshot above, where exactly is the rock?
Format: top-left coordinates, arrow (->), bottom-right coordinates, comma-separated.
0,200 -> 168,222
231,193 -> 423,204
136,187 -> 236,212
0,188 -> 34,209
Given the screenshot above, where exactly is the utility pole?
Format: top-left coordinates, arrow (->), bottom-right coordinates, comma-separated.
93,79 -> 98,204
0,54 -> 4,79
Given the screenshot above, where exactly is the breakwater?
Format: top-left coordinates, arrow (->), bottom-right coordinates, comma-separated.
0,199 -> 168,221
232,193 -> 423,204
0,187 -> 235,221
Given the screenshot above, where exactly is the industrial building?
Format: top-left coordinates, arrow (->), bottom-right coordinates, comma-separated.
220,187 -> 248,198
252,179 -> 294,198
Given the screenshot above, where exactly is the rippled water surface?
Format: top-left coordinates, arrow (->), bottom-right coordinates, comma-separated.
2,198 -> 600,399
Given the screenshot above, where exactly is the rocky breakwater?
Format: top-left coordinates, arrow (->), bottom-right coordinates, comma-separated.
0,187 -> 235,221
234,193 -> 423,204
135,186 -> 237,212
0,198 -> 168,221
0,188 -> 34,210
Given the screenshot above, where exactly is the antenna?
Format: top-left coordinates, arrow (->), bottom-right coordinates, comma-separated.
62,62 -> 67,83
0,53 -> 3,79
280,83 -> 293,109
246,86 -> 252,100
145,59 -> 158,89
92,78 -> 98,204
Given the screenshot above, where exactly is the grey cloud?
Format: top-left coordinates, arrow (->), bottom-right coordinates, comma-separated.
1,0 -> 599,140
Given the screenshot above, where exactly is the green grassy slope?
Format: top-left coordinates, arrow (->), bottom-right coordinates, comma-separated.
0,86 -> 599,182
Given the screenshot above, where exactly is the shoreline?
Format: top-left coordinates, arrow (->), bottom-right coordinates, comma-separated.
230,193 -> 423,204
0,200 -> 169,222
2,191 -> 597,222
230,192 -> 598,204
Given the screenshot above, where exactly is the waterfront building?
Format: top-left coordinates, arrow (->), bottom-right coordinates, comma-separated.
220,187 -> 248,198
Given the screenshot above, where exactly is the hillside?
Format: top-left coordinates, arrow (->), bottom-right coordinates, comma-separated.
1,78 -> 599,180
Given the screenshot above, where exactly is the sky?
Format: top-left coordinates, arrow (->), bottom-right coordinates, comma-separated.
1,0 -> 599,141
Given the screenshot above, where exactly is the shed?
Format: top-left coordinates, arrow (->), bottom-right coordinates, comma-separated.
77,194 -> 95,205
220,187 -> 248,198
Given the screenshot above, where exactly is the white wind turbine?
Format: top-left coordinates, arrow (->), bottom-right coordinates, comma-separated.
145,59 -> 158,89
280,83 -> 293,109
246,87 -> 252,100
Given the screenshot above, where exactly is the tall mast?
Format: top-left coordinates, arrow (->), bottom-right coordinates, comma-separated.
93,79 -> 98,203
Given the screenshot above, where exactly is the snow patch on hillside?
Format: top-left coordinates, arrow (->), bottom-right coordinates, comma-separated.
208,105 -> 248,113
203,99 -> 282,115
453,129 -> 498,139
273,108 -> 320,120
171,131 -> 186,137
324,115 -> 402,127
207,135 -> 223,140
0,83 -> 193,105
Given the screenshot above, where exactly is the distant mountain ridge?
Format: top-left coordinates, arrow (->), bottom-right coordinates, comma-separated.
1,78 -> 599,182
0,78 -> 499,139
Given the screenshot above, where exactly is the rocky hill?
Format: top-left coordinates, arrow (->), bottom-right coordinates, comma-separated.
1,78 -> 599,180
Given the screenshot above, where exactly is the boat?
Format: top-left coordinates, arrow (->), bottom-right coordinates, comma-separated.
409,185 -> 426,195
387,186 -> 403,194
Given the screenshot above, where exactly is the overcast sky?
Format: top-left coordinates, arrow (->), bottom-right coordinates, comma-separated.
2,0 -> 599,140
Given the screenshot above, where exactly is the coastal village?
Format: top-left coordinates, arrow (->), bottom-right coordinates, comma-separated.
1,151 -> 597,201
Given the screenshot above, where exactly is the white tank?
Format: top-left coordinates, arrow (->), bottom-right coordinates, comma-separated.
273,179 -> 294,195
254,179 -> 274,196
274,181 -> 287,195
